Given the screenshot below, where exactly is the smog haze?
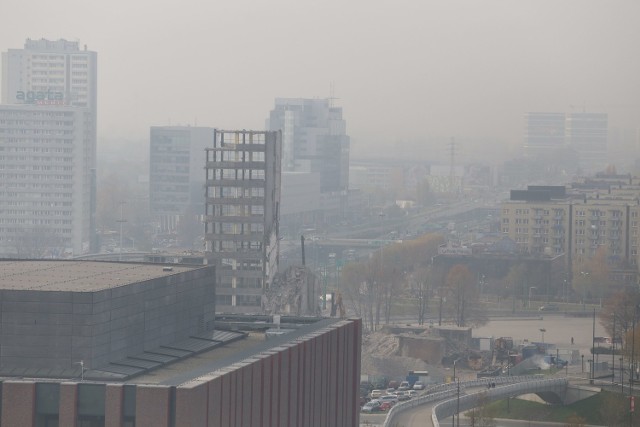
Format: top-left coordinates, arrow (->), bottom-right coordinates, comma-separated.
1,0 -> 639,160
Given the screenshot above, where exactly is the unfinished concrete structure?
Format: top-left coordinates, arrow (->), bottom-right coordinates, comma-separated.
204,130 -> 282,313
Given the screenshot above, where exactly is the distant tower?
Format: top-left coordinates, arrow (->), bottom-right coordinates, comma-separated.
448,137 -> 456,197
566,112 -> 608,173
268,98 -> 349,192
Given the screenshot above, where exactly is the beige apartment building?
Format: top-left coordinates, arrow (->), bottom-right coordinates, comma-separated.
501,181 -> 640,285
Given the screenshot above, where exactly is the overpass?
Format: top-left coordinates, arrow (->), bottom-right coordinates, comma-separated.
382,376 -> 573,427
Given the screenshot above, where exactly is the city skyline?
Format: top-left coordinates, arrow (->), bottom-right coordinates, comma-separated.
1,0 -> 639,161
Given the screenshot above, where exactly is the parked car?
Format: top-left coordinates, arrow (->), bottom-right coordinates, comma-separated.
361,400 -> 383,413
388,380 -> 399,389
385,387 -> 396,394
406,390 -> 419,398
413,381 -> 426,390
359,396 -> 371,406
397,391 -> 411,401
379,401 -> 394,411
370,389 -> 385,399
397,381 -> 410,391
378,394 -> 398,405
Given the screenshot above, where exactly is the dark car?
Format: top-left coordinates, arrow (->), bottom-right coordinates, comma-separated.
361,400 -> 383,413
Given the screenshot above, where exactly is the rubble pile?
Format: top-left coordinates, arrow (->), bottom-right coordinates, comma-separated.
361,331 -> 430,379
262,266 -> 320,315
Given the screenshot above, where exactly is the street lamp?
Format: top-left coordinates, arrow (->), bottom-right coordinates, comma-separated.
539,328 -> 546,346
620,357 -> 624,394
580,271 -> 589,311
452,358 -> 461,427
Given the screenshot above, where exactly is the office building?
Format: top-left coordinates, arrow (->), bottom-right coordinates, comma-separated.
522,111 -> 608,173
204,130 -> 282,313
149,126 -> 215,233
523,112 -> 566,155
268,98 -> 349,193
267,99 -> 350,234
1,38 -> 98,256
566,112 -> 608,172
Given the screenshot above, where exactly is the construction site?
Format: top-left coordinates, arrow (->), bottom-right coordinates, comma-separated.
359,314 -> 601,391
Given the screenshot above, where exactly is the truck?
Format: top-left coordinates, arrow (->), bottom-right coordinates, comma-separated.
405,370 -> 429,387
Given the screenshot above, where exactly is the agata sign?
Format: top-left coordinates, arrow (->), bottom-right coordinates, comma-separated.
16,90 -> 64,103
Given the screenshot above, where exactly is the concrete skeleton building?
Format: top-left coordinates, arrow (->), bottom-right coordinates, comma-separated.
149,126 -> 215,233
501,177 -> 640,285
0,38 -> 98,257
0,260 -> 361,427
204,130 -> 282,313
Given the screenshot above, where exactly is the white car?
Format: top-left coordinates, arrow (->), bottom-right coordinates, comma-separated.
413,381 -> 425,390
378,394 -> 398,405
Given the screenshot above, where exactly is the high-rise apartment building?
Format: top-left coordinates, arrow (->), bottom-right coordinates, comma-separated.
2,38 -> 97,112
204,130 -> 281,312
0,105 -> 95,257
268,98 -> 349,193
149,126 -> 214,233
0,39 -> 98,257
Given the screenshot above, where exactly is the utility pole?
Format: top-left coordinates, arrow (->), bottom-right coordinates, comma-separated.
117,202 -> 126,262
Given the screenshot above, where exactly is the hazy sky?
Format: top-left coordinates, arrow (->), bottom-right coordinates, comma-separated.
1,0 -> 640,158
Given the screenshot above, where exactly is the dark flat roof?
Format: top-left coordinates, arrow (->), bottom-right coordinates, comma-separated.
0,260 -> 200,292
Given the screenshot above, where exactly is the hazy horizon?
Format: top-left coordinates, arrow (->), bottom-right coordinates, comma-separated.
2,0 -> 640,161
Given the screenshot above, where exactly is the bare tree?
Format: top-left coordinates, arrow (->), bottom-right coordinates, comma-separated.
465,392 -> 496,427
11,228 -> 66,259
445,264 -> 487,327
506,264 -> 527,313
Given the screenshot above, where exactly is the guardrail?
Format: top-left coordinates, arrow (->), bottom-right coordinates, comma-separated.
431,377 -> 568,427
382,375 -> 546,427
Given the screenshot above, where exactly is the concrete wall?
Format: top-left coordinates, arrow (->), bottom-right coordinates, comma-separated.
0,317 -> 362,427
397,335 -> 445,365
0,265 -> 216,370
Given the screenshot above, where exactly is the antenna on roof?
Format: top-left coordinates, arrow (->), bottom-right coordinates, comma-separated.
328,81 -> 339,108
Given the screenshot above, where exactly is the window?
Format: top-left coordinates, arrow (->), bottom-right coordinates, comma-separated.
36,383 -> 59,427
77,384 -> 105,427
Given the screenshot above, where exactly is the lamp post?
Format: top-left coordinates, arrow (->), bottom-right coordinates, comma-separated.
452,358 -> 460,427
620,357 -> 624,394
580,271 -> 589,311
540,328 -> 546,346
117,202 -> 126,262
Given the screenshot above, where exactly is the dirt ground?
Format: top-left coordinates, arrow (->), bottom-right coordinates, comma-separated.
361,330 -> 449,383
361,314 -> 605,383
